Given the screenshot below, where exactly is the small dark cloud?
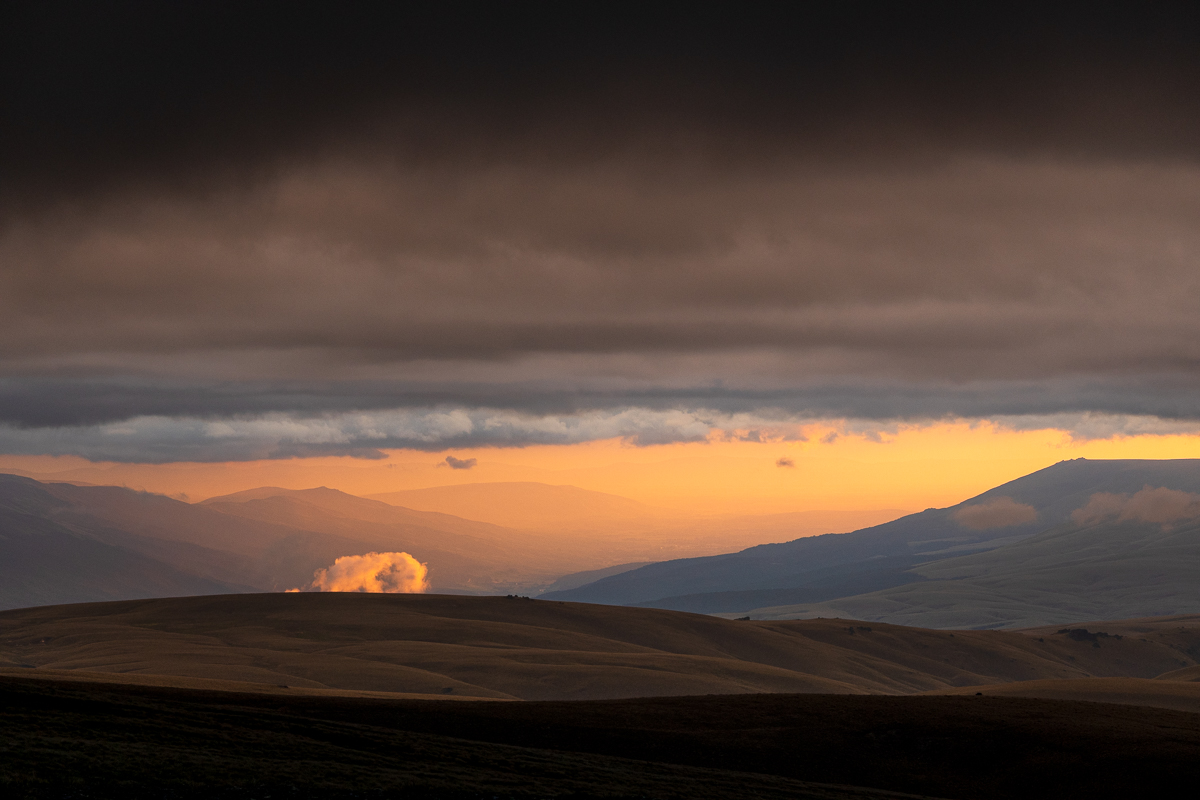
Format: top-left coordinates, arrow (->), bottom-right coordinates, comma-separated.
444,456 -> 477,470
820,432 -> 840,445
775,457 -> 795,468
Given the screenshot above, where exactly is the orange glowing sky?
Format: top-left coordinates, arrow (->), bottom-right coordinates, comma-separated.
3,422 -> 1197,518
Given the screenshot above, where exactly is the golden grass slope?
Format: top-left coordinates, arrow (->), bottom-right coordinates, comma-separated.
1,593 -> 1198,701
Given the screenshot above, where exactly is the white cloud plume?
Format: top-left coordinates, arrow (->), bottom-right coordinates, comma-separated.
294,551 -> 429,594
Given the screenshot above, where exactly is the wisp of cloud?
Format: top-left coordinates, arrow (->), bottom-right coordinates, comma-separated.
1072,486 -> 1200,527
953,497 -> 1038,530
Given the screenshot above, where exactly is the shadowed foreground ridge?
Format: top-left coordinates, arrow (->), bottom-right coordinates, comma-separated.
5,673 -> 1200,800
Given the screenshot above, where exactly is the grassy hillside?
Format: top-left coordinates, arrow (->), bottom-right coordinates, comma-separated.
2,593 -> 1198,701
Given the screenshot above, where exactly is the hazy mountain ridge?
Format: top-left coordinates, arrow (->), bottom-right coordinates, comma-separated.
8,459 -> 1200,622
2,472 -> 898,610
0,474 -> 594,609
547,459 -> 1200,627
205,485 -> 536,538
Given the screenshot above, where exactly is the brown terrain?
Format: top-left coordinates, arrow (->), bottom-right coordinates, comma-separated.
0,593 -> 1197,702
4,593 -> 1200,799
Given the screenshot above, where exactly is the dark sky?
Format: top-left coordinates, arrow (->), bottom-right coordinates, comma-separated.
3,2 -> 1200,461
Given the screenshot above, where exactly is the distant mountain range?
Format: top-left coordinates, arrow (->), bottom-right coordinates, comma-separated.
0,474 -> 896,611
544,459 -> 1200,628
8,459 -> 1200,627
0,475 -> 581,609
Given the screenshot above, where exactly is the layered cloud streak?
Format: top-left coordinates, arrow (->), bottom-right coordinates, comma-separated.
0,407 -> 1196,464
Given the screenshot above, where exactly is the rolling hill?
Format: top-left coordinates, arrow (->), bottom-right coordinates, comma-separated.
2,592 -> 1198,701
6,594 -> 1200,799
546,459 -> 1200,628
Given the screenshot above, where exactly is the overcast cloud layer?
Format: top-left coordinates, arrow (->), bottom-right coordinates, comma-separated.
3,3 -> 1200,461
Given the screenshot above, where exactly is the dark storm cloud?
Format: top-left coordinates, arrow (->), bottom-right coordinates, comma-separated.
7,1 -> 1200,202
3,3 -> 1200,460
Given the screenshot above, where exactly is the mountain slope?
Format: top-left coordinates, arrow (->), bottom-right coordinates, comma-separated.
0,504 -> 246,610
753,514 -> 1200,629
18,476 -> 405,594
545,459 -> 1200,613
0,475 -> 258,610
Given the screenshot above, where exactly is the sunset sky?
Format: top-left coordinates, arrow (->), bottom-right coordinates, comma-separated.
2,4 -> 1199,517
